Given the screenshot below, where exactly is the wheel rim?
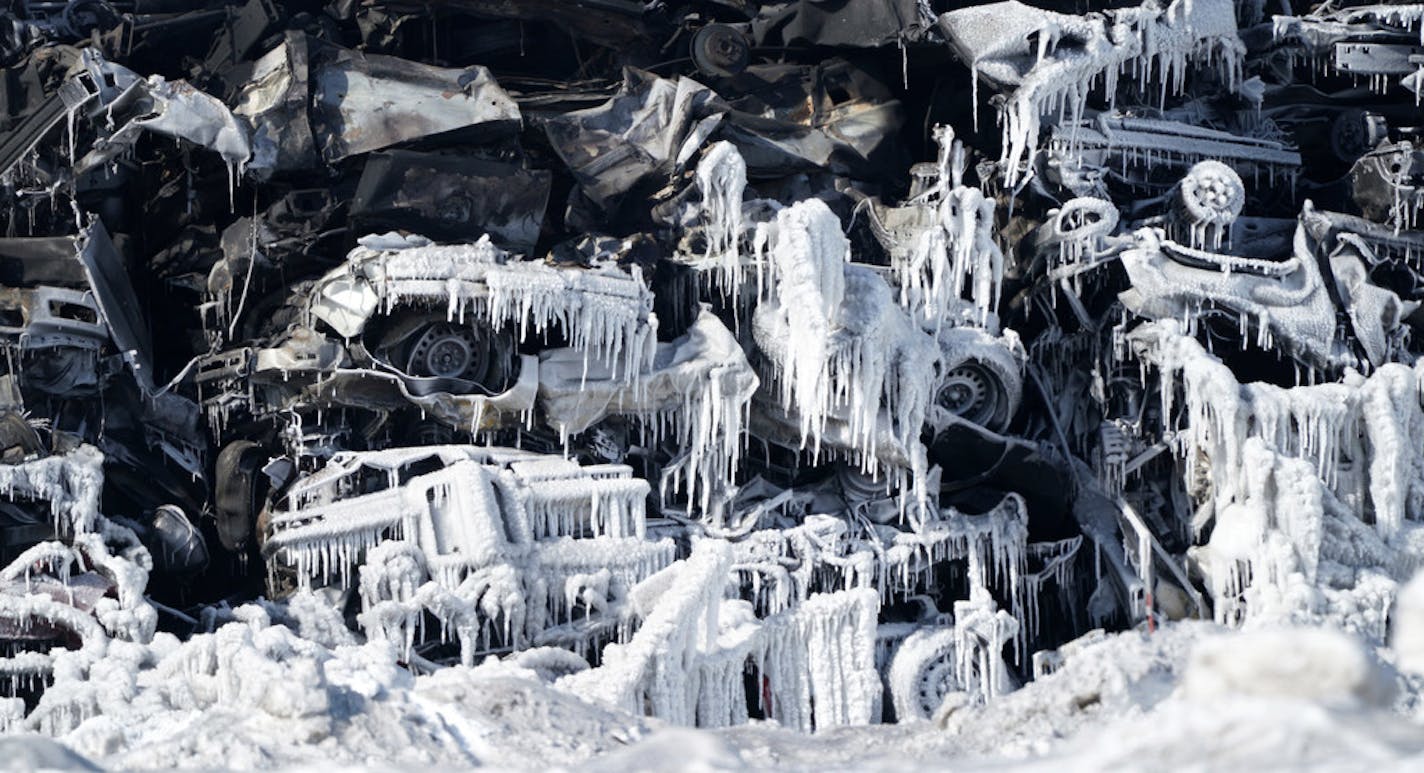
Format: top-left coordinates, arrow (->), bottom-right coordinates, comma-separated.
938,362 -> 1002,428
916,656 -> 956,717
406,323 -> 490,382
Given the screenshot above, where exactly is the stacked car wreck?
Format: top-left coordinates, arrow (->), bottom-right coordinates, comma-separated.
0,0 -> 1420,736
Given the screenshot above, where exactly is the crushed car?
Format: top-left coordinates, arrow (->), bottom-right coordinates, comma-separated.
0,0 -> 1420,739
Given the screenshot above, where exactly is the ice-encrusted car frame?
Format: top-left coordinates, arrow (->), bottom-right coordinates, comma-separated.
0,0 -> 1422,743
261,445 -> 673,661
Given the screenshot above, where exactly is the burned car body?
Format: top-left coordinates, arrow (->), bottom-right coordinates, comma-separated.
0,0 -> 1419,747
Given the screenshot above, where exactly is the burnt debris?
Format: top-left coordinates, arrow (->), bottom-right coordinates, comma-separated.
0,0 -> 1421,732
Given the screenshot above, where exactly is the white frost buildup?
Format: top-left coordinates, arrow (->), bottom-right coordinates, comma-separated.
978,0 -> 1245,185
753,199 -> 941,501
538,309 -> 759,516
1183,628 -> 1395,707
694,142 -> 748,300
312,235 -> 658,382
1132,322 -> 1424,627
265,446 -> 673,659
0,445 -> 104,536
561,540 -> 882,732
892,127 -> 1004,328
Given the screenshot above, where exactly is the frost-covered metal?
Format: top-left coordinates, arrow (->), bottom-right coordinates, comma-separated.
0,0 -> 1421,746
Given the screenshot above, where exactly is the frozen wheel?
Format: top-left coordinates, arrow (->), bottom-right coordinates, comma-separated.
889,627 -> 960,721
936,357 -> 1019,432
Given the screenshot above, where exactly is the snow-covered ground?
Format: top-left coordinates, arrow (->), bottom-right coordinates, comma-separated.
7,603 -> 1419,771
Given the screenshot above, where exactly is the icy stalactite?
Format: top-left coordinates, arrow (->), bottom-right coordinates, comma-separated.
1273,5 -> 1424,95
1020,536 -> 1084,645
0,592 -> 108,691
952,585 -> 1020,705
1050,198 -> 1120,286
0,448 -> 156,685
0,445 -> 104,535
1194,437 -> 1326,625
754,588 -> 882,732
655,363 -> 752,517
532,536 -> 676,634
483,260 -> 657,384
1359,364 -> 1424,540
559,540 -> 732,724
757,200 -> 847,436
317,235 -> 658,383
688,600 -> 760,729
540,310 -> 759,517
269,446 -> 675,661
884,496 -> 1030,656
694,142 -> 747,300
987,0 -> 1245,185
357,540 -> 428,653
1134,322 -> 1424,543
1132,322 -> 1424,626
752,200 -> 942,505
266,447 -> 651,588
265,492 -> 415,590
728,515 -> 880,616
891,126 -> 1004,328
559,541 -> 880,733
520,473 -> 649,540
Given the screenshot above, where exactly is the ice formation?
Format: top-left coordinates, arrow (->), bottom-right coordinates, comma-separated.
1130,320 -> 1424,627
752,199 -> 942,501
561,540 -> 883,732
6,0 -> 1424,764
0,447 -> 155,704
889,127 -> 1004,328
313,235 -> 657,382
538,309 -> 760,516
693,142 -> 748,300
264,446 -> 675,659
949,0 -> 1246,185
0,445 -> 104,536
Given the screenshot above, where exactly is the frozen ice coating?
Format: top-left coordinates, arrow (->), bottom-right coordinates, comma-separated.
0,446 -> 104,535
693,141 -> 748,299
311,235 -> 657,382
942,0 -> 1246,185
538,309 -> 759,515
889,126 -> 1005,328
5,0 -> 1424,767
753,199 -> 942,501
563,540 -> 882,732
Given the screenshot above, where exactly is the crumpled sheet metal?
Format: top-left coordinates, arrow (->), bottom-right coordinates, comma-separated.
230,30 -> 318,174
543,69 -> 723,210
309,39 -> 521,163
2,0 -> 1424,740
232,32 -> 523,171
74,50 -> 251,177
538,307 -> 759,436
1117,222 -> 1344,367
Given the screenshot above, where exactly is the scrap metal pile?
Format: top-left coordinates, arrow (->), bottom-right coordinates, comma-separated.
0,0 -> 1421,733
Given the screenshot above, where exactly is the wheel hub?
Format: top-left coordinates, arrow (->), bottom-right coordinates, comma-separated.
407,323 -> 486,381
938,365 -> 991,423
917,657 -> 956,715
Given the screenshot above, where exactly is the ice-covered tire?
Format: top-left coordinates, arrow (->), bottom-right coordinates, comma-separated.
512,646 -> 591,683
933,328 -> 1023,433
889,627 -> 960,721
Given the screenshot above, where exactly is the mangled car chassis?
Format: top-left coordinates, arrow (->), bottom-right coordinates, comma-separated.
0,0 -> 1420,739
